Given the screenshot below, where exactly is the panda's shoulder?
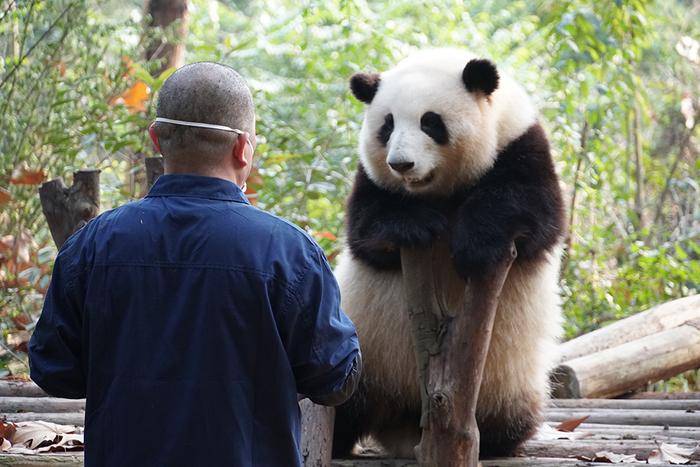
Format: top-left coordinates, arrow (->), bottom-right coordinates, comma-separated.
493,123 -> 554,174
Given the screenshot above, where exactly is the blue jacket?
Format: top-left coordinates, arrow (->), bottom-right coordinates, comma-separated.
29,174 -> 360,467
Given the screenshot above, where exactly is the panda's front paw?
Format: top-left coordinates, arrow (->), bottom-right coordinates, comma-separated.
377,208 -> 448,249
449,225 -> 512,281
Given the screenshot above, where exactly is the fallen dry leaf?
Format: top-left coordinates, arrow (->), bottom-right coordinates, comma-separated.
577,451 -> 639,463
12,421 -> 82,450
556,415 -> 589,432
648,443 -> 696,465
0,422 -> 16,441
534,423 -> 589,441
10,162 -> 46,185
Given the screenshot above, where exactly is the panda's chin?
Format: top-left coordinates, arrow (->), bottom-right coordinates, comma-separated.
403,171 -> 435,192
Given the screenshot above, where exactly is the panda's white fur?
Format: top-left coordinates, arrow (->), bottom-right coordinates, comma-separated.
334,48 -> 564,457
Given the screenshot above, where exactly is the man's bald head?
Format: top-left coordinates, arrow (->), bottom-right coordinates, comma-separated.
153,62 -> 255,167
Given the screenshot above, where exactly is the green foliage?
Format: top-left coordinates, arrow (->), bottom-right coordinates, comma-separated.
1,0 -> 699,390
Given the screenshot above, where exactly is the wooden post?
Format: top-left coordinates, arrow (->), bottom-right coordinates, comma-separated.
401,242 -> 516,466
39,169 -> 100,248
300,399 -> 335,467
145,156 -> 164,189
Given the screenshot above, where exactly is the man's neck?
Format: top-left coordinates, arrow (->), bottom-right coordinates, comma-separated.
164,164 -> 245,187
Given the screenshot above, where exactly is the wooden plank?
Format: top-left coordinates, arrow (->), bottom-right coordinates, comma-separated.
0,398 -> 85,413
549,398 -> 700,410
558,295 -> 700,362
522,439 -> 700,461
0,382 -> 46,398
0,413 -> 83,426
622,392 -> 700,400
545,408 -> 700,426
331,458 -> 687,467
0,456 -> 690,467
552,323 -> 700,398
548,422 -> 700,440
0,454 -> 83,466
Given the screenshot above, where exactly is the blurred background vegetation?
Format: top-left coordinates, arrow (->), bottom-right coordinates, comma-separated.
1,0 -> 698,390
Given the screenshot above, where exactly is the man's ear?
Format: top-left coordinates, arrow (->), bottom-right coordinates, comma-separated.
148,124 -> 162,154
231,132 -> 249,168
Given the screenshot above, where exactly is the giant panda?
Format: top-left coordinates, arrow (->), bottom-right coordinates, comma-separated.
332,48 -> 566,458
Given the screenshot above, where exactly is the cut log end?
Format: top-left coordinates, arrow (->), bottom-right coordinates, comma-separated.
550,364 -> 581,399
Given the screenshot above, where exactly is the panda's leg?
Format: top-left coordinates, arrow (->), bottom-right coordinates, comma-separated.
476,254 -> 562,457
477,395 -> 542,456
332,378 -> 371,457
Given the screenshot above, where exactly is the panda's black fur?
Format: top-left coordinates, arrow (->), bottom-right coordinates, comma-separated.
333,49 -> 566,458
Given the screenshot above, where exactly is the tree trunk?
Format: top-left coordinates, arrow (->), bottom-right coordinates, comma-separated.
145,0 -> 189,75
39,170 -> 100,248
300,400 -> 335,467
400,242 -> 516,466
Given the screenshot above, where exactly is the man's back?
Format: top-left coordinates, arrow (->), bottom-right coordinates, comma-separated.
30,174 -> 359,466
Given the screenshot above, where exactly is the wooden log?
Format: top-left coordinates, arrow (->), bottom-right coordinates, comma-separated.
0,453 -> 83,466
521,438 -> 700,461
300,399 -> 335,467
401,243 -> 516,467
0,381 -> 46,398
545,422 -> 700,441
331,459 -> 687,467
145,156 -> 164,189
0,397 -> 84,413
622,391 -> 700,400
544,408 -> 700,426
39,170 -> 100,248
558,295 -> 700,362
552,321 -> 700,398
549,398 -> 700,410
0,412 -> 84,426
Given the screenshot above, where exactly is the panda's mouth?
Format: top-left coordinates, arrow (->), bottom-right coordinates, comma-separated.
404,171 -> 435,189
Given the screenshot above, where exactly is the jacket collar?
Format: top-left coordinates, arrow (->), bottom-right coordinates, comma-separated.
146,174 -> 250,204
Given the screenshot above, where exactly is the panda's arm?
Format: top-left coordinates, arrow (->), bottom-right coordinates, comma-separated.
450,125 -> 565,280
346,165 -> 448,270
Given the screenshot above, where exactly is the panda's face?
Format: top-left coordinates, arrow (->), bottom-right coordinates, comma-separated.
351,49 -> 504,196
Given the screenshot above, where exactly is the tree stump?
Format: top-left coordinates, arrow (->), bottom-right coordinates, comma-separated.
401,242 -> 516,467
39,169 -> 100,248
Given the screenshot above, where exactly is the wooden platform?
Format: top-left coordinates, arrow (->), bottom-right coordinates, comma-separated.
0,382 -> 698,466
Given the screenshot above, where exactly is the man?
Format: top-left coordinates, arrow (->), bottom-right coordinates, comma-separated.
29,62 -> 361,467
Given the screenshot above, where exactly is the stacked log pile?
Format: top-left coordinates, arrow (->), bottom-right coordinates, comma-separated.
552,295 -> 700,399
1,381 -> 699,466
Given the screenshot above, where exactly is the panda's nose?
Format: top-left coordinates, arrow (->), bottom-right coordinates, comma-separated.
388,161 -> 415,173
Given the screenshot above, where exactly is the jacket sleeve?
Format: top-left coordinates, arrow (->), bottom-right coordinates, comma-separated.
28,243 -> 86,399
284,245 -> 361,407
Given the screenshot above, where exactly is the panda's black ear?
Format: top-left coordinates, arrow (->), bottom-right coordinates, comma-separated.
462,59 -> 499,96
350,72 -> 381,104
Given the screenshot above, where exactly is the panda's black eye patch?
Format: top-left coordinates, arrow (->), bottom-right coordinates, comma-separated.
378,113 -> 394,146
420,111 -> 448,145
